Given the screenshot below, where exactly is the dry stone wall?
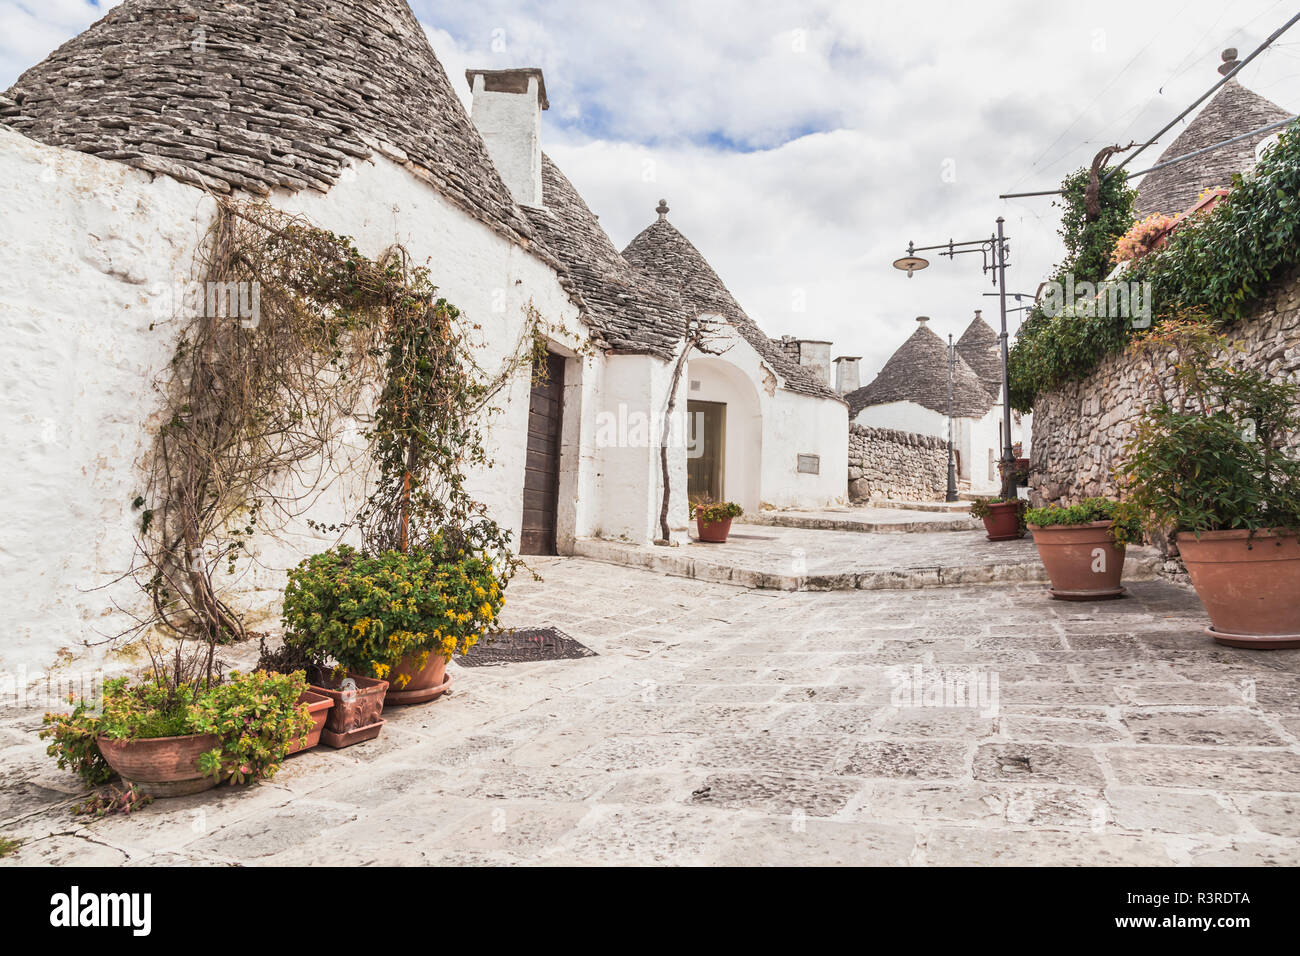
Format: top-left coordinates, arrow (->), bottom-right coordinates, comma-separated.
848,424 -> 949,501
1029,268 -> 1300,508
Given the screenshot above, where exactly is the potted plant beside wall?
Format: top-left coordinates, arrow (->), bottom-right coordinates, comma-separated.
969,497 -> 1026,541
41,658 -> 312,797
691,500 -> 743,543
1025,498 -> 1141,600
282,541 -> 504,713
1118,323 -> 1300,647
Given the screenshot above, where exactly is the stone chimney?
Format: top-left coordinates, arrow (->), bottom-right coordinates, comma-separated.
833,356 -> 861,395
466,68 -> 548,208
795,340 -> 832,387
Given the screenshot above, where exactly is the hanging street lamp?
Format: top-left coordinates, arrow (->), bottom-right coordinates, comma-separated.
892,218 -> 1017,499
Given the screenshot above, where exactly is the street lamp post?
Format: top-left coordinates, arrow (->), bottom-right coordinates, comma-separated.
946,333 -> 958,502
893,218 -> 1018,500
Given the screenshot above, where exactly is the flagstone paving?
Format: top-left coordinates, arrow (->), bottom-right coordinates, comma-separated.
2,555 -> 1299,866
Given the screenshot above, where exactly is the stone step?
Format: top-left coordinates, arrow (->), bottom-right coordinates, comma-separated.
572,531 -> 1165,593
740,509 -> 979,534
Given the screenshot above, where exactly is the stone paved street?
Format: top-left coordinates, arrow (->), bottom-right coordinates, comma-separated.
2,553 -> 1299,866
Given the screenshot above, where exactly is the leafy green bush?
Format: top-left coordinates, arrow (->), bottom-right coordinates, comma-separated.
191,670 -> 311,785
1025,497 -> 1142,546
968,496 -> 1022,519
691,501 -> 743,523
1117,325 -> 1300,535
281,541 -> 505,685
41,670 -> 311,787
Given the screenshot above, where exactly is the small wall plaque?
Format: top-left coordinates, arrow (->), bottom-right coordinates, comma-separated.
797,454 -> 820,475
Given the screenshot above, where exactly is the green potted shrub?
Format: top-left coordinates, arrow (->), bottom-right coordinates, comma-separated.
1025,498 -> 1141,600
969,496 -> 1026,541
282,540 -> 504,714
41,662 -> 312,797
691,499 -> 743,543
1118,321 -> 1300,647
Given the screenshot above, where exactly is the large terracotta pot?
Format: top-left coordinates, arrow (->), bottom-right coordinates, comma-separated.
384,651 -> 453,706
286,690 -> 333,756
1028,520 -> 1126,600
980,502 -> 1024,541
97,732 -> 221,798
696,517 -> 733,543
1177,529 -> 1300,648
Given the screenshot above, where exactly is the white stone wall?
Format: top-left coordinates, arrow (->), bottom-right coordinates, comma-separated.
0,129 -> 592,673
691,328 -> 848,510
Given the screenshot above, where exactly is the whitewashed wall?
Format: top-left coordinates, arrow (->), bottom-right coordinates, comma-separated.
692,329 -> 848,511
0,129 -> 591,674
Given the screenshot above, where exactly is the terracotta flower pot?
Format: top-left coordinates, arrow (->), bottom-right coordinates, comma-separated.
980,502 -> 1024,541
286,690 -> 334,756
384,651 -> 453,706
1028,520 -> 1126,600
309,672 -> 389,735
696,517 -> 733,542
1176,529 -> 1300,648
96,732 -> 221,798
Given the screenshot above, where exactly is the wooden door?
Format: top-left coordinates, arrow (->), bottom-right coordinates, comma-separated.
521,352 -> 566,555
687,400 -> 725,504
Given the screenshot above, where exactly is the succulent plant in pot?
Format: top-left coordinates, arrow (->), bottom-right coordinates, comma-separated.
1025,498 -> 1142,600
1118,320 -> 1300,647
691,499 -> 743,542
41,652 -> 312,797
969,496 -> 1026,541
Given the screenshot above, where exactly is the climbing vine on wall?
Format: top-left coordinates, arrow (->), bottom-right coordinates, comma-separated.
1008,120 -> 1300,411
131,199 -> 548,647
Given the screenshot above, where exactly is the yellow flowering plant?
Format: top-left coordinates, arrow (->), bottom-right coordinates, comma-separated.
281,541 -> 504,683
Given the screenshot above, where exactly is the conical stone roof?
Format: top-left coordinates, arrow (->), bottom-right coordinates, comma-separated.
622,211 -> 841,401
1135,78 -> 1292,217
845,320 -> 995,420
524,155 -> 688,358
955,312 -> 1003,399
0,0 -> 536,248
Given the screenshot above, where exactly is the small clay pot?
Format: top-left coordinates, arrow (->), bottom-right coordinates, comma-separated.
1177,528 -> 1300,647
981,501 -> 1024,541
309,672 -> 388,735
97,732 -> 221,798
286,690 -> 334,756
696,517 -> 733,543
1028,520 -> 1127,600
384,652 -> 453,706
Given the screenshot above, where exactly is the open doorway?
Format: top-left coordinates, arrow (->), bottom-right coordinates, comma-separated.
687,399 -> 726,504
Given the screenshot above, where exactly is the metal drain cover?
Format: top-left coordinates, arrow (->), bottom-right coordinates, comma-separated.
457,626 -> 596,666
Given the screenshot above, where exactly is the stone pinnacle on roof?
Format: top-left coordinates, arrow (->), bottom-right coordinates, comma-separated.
1135,47 -> 1293,217
656,199 -> 670,220
845,319 -> 995,420
0,0 -> 535,249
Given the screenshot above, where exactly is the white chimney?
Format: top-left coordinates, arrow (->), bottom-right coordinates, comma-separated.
833,356 -> 861,394
466,68 -> 548,208
795,339 -> 833,387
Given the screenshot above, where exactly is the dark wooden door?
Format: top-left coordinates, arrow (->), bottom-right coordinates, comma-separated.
521,352 -> 566,555
687,400 -> 725,504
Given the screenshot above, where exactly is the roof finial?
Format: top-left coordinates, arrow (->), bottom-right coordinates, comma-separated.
656,198 -> 669,221
1219,48 -> 1239,77
974,309 -> 982,319
916,315 -> 930,325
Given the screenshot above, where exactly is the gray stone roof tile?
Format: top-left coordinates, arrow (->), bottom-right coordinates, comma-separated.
846,321 -> 995,419
955,312 -> 1003,399
0,0 -> 538,251
1136,79 -> 1292,217
525,155 -> 688,358
622,215 -> 842,401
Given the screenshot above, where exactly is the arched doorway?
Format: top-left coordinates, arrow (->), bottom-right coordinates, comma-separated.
686,356 -> 762,511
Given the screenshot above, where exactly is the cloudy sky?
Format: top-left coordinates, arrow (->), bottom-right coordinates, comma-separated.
4,1 -> 1300,380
